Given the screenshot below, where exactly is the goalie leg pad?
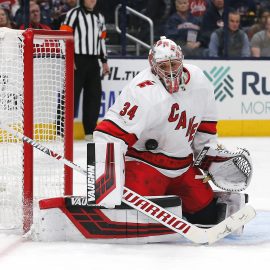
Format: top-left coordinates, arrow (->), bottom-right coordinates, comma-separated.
215,191 -> 248,235
190,191 -> 248,236
36,196 -> 182,243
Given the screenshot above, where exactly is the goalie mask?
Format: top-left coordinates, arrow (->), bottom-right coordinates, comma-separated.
149,36 -> 184,94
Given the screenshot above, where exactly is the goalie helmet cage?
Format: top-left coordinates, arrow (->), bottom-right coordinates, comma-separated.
0,28 -> 74,233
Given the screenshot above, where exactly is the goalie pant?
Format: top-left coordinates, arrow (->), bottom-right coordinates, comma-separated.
126,161 -> 217,225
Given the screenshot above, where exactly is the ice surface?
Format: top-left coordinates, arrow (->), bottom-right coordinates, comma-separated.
0,137 -> 269,270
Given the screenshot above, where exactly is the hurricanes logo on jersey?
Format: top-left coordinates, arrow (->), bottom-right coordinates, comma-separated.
203,66 -> 234,102
168,103 -> 198,142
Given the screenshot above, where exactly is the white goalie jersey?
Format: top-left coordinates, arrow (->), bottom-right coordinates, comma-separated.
94,64 -> 218,178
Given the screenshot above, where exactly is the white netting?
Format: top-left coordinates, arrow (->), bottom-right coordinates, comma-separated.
0,28 -> 71,231
33,39 -> 66,200
0,29 -> 24,229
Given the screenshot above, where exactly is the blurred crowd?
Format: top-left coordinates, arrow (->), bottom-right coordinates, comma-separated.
1,0 -> 270,57
121,0 -> 270,57
0,0 -> 78,29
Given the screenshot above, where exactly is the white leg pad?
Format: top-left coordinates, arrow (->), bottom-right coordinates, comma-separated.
215,191 -> 247,235
33,196 -> 182,243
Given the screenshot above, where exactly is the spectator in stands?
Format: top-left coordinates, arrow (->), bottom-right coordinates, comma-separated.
0,7 -> 12,27
208,11 -> 250,57
19,1 -> 51,29
36,0 -> 52,26
165,0 -> 202,56
251,15 -> 270,57
188,0 -> 208,23
51,0 -> 77,29
13,0 -> 25,27
200,0 -> 224,49
247,8 -> 270,40
14,0 -> 37,28
14,0 -> 52,28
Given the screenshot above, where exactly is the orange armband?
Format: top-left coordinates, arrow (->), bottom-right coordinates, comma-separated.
60,25 -> 73,33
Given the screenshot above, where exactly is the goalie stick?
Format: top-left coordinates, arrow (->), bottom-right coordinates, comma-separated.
0,121 -> 256,244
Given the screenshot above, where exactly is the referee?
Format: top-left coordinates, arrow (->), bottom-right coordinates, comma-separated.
61,0 -> 110,140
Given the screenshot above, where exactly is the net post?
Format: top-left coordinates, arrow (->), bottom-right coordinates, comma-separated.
22,29 -> 34,233
64,35 -> 74,196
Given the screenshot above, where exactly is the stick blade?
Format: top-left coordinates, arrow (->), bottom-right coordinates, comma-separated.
207,205 -> 256,244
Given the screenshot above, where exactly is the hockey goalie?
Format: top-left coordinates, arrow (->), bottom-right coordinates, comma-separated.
37,36 -> 253,243
93,36 -> 253,229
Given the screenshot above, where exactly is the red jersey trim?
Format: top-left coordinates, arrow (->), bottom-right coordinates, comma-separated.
95,120 -> 138,146
126,148 -> 193,170
197,121 -> 217,135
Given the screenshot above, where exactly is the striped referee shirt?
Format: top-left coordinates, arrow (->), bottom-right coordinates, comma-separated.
63,6 -> 107,62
